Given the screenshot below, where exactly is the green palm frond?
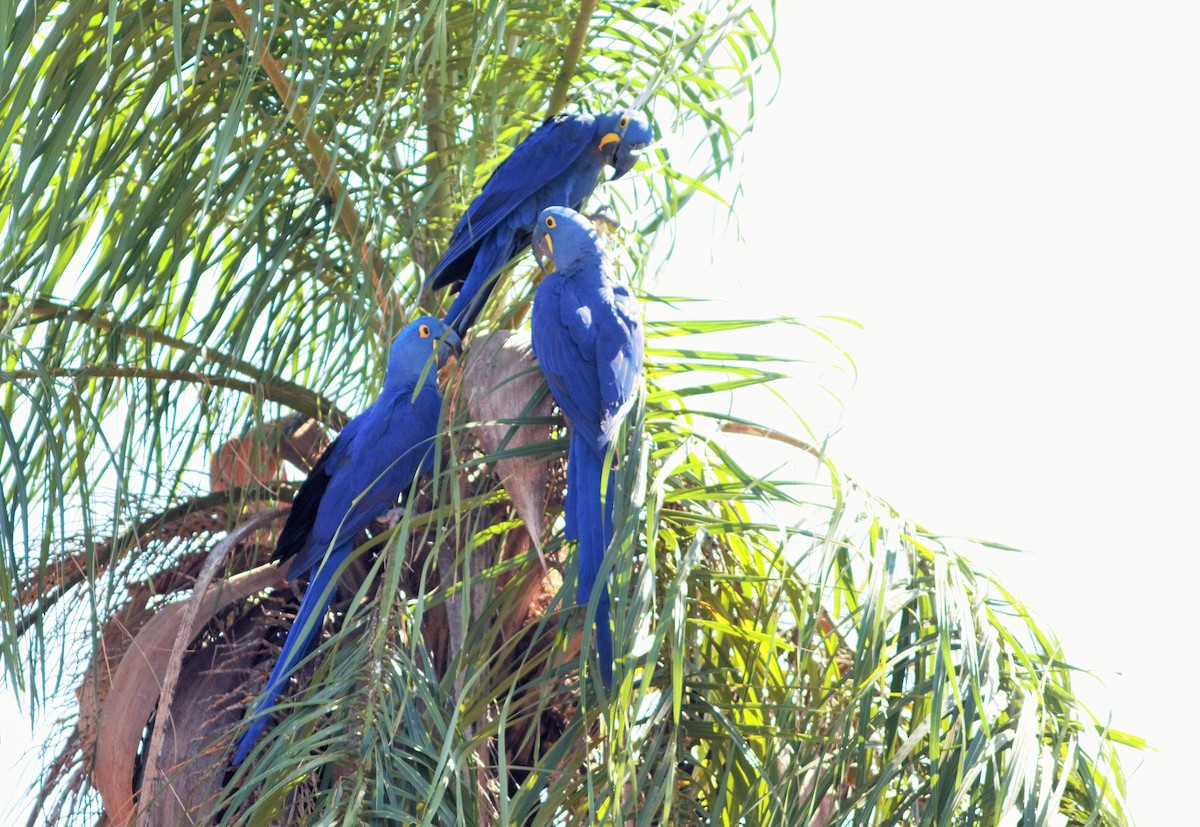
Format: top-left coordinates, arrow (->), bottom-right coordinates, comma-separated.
1,0 -> 766,688
1,1 -> 1137,825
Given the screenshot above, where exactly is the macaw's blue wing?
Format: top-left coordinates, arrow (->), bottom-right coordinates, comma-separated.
234,405 -> 435,765
533,278 -> 642,457
283,403 -> 435,580
595,284 -> 644,451
425,114 -> 596,292
531,277 -> 601,446
271,418 -> 359,572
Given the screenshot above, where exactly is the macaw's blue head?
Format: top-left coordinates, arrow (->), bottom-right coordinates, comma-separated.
387,315 -> 462,387
532,206 -> 604,273
594,108 -> 653,179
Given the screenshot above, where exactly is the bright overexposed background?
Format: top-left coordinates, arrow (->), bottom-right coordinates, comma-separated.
4,2 -> 1196,823
656,3 -> 1197,824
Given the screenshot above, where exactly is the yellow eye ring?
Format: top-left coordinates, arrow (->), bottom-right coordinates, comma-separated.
419,324 -> 431,338
619,115 -> 630,129
545,215 -> 557,229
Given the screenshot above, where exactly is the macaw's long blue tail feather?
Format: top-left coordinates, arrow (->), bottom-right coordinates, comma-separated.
443,231 -> 520,338
571,432 -> 615,689
232,549 -> 344,764
564,433 -> 579,543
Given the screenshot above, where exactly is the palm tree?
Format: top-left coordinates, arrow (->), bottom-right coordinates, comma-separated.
0,1 -> 1138,824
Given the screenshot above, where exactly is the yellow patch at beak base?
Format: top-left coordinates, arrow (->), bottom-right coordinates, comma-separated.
597,132 -> 620,150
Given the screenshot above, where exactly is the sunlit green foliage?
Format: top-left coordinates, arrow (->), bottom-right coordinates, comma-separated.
0,1 -> 1136,825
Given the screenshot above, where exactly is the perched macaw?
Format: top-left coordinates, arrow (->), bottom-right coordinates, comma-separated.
529,206 -> 644,689
424,108 -> 653,338
233,316 -> 461,764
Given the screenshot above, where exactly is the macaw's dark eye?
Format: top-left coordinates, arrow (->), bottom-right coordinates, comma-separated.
419,324 -> 431,338
545,216 -> 557,229
619,115 -> 630,129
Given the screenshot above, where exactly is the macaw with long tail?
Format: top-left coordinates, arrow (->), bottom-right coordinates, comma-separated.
529,206 -> 643,689
233,316 -> 461,764
424,108 -> 653,338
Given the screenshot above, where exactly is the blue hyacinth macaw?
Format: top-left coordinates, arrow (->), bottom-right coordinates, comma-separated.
424,108 -> 653,338
233,316 -> 461,764
529,206 -> 643,689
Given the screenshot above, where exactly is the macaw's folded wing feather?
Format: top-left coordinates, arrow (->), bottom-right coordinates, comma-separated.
425,114 -> 595,292
272,422 -> 357,568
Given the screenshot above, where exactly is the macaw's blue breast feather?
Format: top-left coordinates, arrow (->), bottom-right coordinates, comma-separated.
270,412 -> 368,577
531,275 -> 607,455
596,284 -> 643,448
533,273 -> 643,456
426,114 -> 596,291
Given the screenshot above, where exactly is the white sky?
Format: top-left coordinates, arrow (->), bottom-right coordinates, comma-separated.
4,2 -> 1198,823
655,2 -> 1198,823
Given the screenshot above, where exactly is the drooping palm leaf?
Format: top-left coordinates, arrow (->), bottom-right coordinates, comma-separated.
1,0 -> 767,692
1,1 -> 1138,825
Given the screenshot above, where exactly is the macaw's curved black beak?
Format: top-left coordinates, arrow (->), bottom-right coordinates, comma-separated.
436,327 -> 462,365
533,231 -> 555,273
611,141 -> 645,180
